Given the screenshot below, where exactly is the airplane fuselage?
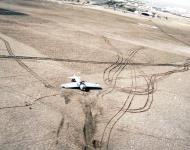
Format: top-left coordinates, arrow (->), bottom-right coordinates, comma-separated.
79,82 -> 87,91
61,75 -> 101,92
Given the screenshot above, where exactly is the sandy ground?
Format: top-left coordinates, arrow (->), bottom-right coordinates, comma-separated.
0,0 -> 190,150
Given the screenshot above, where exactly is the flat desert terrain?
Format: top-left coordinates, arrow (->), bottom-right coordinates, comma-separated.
0,0 -> 190,150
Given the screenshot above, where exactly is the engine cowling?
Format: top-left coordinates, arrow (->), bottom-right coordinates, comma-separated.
79,83 -> 86,91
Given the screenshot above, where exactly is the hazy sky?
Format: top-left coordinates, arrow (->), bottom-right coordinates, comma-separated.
143,0 -> 190,9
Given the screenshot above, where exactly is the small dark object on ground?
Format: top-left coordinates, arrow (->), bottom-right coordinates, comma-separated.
92,140 -> 101,148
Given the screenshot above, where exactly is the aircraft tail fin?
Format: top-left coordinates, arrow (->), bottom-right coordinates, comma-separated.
68,74 -> 80,82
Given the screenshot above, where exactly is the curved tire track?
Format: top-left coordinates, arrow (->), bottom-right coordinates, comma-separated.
0,37 -> 53,88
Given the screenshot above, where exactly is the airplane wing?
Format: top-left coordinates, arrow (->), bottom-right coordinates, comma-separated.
85,82 -> 102,89
61,82 -> 79,89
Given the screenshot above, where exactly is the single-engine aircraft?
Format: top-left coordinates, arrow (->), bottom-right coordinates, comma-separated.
61,75 -> 102,92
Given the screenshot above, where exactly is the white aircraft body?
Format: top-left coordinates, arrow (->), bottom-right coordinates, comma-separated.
61,75 -> 102,91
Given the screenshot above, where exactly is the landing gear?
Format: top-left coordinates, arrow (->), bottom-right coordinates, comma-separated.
85,88 -> 90,92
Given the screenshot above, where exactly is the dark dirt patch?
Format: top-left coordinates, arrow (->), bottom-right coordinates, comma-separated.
83,105 -> 96,150
0,8 -> 28,16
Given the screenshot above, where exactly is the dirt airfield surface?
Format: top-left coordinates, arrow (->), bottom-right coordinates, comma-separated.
0,0 -> 190,150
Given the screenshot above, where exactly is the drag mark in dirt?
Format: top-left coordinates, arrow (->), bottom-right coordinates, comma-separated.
0,54 -> 185,67
83,104 -> 96,150
0,37 -> 53,88
56,116 -> 65,145
0,93 -> 60,110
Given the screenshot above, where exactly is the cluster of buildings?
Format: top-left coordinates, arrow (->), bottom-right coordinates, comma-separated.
97,0 -> 190,19
94,0 -> 156,17
47,0 -> 190,19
